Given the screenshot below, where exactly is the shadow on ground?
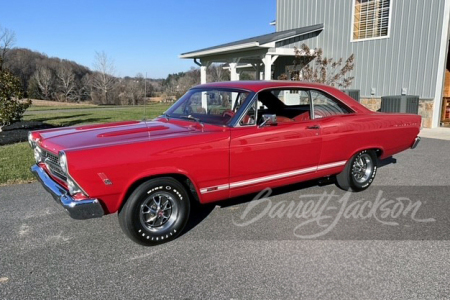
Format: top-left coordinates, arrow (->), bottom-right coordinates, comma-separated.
179,156 -> 397,237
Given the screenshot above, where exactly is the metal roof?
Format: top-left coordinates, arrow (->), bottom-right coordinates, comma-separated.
180,24 -> 324,58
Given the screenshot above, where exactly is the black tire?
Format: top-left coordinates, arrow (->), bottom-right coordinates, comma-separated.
336,150 -> 377,192
118,177 -> 190,246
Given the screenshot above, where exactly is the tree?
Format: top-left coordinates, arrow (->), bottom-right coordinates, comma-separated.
55,64 -> 76,101
0,68 -> 31,126
120,74 -> 145,105
31,66 -> 53,99
76,73 -> 92,101
91,51 -> 116,104
0,25 -> 16,71
281,43 -> 355,88
177,68 -> 200,98
208,64 -> 230,82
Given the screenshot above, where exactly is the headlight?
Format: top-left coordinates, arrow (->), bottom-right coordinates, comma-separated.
34,147 -> 42,163
59,151 -> 68,174
28,132 -> 36,149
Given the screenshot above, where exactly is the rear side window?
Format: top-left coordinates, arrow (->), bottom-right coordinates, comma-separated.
270,90 -> 310,106
310,90 -> 352,118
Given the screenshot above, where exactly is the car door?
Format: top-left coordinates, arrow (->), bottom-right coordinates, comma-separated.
229,88 -> 322,197
308,89 -> 357,168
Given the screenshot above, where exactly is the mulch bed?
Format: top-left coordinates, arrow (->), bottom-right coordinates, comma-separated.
0,121 -> 56,146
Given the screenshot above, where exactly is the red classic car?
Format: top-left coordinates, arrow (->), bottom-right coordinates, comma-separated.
29,81 -> 421,245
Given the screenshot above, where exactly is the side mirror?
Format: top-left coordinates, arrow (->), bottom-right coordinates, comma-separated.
259,114 -> 277,127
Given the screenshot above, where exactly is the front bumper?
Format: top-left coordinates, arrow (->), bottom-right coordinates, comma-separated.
31,164 -> 104,220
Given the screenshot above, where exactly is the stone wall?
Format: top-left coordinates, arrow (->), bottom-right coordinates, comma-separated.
360,98 -> 381,112
418,100 -> 434,128
360,98 -> 434,128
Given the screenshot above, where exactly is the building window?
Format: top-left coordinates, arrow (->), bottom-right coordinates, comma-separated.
352,0 -> 391,41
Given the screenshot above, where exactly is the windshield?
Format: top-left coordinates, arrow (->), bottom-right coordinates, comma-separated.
164,88 -> 251,126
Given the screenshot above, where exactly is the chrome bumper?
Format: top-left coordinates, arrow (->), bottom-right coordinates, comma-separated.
31,165 -> 104,220
411,136 -> 421,149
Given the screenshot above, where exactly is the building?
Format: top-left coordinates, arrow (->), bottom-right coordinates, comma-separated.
180,0 -> 450,128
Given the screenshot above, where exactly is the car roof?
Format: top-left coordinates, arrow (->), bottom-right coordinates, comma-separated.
193,80 -> 371,114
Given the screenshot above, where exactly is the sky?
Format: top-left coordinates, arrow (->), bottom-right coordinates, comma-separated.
0,0 -> 276,78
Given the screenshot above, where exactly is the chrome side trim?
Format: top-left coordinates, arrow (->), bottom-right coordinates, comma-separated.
200,160 -> 347,194
411,136 -> 421,149
317,160 -> 347,170
230,166 -> 318,189
31,165 -> 104,220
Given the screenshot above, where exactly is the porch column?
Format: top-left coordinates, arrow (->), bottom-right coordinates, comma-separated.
262,54 -> 272,80
200,66 -> 207,84
229,63 -> 238,81
262,54 -> 279,80
255,63 -> 261,81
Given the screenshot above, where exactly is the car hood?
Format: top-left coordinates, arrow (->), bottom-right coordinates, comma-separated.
36,119 -> 207,153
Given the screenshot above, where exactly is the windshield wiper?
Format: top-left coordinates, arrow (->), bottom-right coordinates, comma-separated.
161,112 -> 171,121
178,115 -> 204,129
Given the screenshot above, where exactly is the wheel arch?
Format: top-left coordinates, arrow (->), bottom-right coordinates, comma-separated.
348,146 -> 384,162
118,172 -> 201,213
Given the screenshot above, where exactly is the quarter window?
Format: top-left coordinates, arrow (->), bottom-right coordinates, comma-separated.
239,99 -> 257,126
352,0 -> 391,41
310,90 -> 352,118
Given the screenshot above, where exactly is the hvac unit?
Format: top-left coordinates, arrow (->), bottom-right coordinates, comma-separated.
380,95 -> 419,114
341,89 -> 360,102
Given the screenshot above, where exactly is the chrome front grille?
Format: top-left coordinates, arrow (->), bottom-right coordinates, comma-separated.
40,148 -> 67,182
44,151 -> 59,165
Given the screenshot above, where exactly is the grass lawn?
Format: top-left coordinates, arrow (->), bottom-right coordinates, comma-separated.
0,142 -> 35,185
0,103 -> 171,186
27,105 -> 100,111
23,103 -> 170,126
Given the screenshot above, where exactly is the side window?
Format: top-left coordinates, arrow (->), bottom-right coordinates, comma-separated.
258,89 -> 312,123
271,89 -> 310,106
310,90 -> 352,119
239,99 -> 257,126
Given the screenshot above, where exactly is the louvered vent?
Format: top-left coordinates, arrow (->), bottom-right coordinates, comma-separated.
380,95 -> 419,114
341,89 -> 360,102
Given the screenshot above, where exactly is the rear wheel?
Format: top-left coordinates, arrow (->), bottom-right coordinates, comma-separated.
336,150 -> 377,192
118,177 -> 190,246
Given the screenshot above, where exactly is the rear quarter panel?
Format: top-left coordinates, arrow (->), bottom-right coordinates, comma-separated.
318,112 -> 421,167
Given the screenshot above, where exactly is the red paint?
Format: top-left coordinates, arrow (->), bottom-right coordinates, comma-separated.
31,81 -> 421,214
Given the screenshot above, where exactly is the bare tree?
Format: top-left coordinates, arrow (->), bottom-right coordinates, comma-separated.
78,73 -> 92,101
121,74 -> 145,105
178,68 -> 200,95
91,51 -> 116,104
280,43 -> 355,88
208,64 -> 230,82
55,64 -> 76,101
31,66 -> 53,99
0,25 -> 16,70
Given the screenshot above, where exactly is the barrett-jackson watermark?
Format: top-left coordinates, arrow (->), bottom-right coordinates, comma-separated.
232,188 -> 435,238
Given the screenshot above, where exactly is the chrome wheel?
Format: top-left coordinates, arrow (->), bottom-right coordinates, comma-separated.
352,153 -> 373,183
140,192 -> 178,232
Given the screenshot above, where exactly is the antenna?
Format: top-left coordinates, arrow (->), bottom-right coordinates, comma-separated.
144,72 -> 147,120
144,71 -> 151,140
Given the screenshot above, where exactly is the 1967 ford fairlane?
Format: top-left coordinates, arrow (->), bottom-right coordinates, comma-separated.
29,81 -> 421,245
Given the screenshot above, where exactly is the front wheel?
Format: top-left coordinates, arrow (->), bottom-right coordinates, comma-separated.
118,177 -> 190,246
336,150 -> 377,192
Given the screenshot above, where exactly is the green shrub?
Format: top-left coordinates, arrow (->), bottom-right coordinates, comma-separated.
0,68 -> 31,125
